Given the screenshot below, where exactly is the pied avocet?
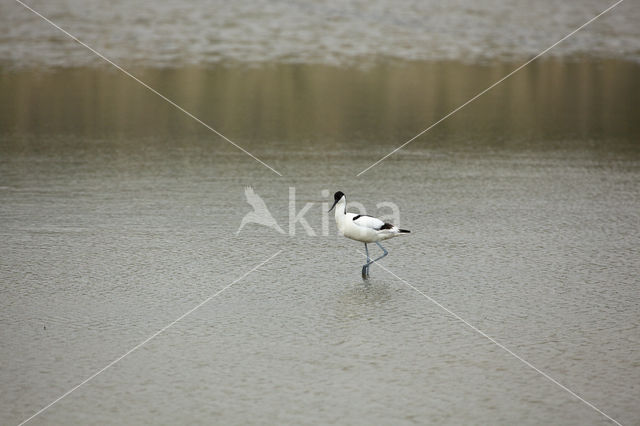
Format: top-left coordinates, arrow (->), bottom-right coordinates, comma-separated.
329,191 -> 410,278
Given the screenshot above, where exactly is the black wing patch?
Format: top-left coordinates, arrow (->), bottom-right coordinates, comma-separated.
380,223 -> 394,230
352,214 -> 374,221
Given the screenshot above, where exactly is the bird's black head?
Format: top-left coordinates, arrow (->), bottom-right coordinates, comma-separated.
329,191 -> 345,212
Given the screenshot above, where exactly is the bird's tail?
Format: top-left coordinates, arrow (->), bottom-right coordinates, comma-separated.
398,229 -> 411,233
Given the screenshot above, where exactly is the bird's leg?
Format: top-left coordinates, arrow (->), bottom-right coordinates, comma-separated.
362,243 -> 389,278
362,243 -> 370,279
371,242 -> 388,265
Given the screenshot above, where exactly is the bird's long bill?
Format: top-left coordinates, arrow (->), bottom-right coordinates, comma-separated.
328,198 -> 339,212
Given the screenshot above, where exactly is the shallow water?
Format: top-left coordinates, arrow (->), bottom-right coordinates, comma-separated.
1,59 -> 640,425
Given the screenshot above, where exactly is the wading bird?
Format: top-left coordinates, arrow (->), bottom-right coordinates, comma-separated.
329,191 -> 410,279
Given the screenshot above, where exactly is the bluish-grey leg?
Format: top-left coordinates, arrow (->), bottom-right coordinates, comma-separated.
362,243 -> 370,279
371,242 -> 388,265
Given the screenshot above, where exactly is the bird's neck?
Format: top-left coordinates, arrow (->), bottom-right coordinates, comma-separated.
334,199 -> 346,219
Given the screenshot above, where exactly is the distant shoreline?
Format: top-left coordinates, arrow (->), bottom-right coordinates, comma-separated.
1,58 -> 638,147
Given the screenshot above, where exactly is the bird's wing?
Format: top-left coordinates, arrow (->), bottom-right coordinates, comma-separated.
244,186 -> 270,212
352,214 -> 386,230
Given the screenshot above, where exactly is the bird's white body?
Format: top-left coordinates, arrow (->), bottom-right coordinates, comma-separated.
333,197 -> 408,243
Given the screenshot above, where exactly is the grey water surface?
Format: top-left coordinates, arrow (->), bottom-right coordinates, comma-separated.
1,60 -> 639,425
2,0 -> 640,67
